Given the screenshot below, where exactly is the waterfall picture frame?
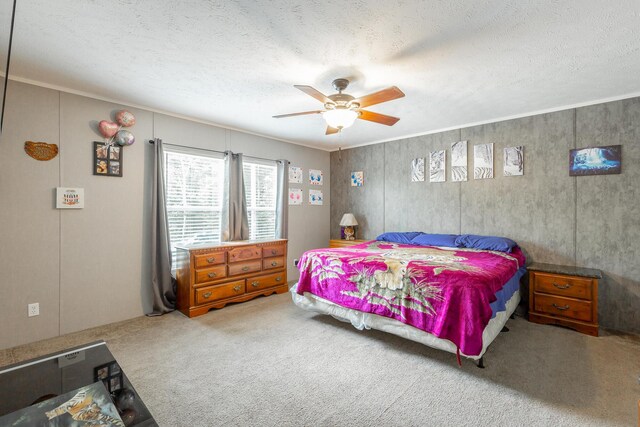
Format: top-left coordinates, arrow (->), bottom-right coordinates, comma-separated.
569,145 -> 621,176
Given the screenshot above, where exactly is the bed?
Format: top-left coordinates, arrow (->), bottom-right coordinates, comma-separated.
291,234 -> 526,367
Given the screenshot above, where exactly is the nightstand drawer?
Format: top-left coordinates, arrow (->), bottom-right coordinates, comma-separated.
534,294 -> 592,322
329,239 -> 367,248
533,272 -> 593,300
195,265 -> 227,284
196,280 -> 245,305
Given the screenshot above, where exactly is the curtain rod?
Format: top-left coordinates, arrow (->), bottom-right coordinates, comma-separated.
148,140 -> 289,164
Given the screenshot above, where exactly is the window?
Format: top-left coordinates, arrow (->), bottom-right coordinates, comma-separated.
243,161 -> 277,240
164,149 -> 224,264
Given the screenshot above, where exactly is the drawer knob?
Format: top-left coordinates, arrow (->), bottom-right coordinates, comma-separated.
271,261 -> 278,266
203,292 -> 212,299
242,266 -> 250,272
251,281 -> 259,288
208,272 -> 217,278
271,250 -> 277,255
552,303 -> 570,311
275,276 -> 282,282
206,257 -> 216,263
553,283 -> 572,290
233,285 -> 242,292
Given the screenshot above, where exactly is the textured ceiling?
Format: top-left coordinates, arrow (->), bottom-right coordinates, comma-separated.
2,1 -> 640,149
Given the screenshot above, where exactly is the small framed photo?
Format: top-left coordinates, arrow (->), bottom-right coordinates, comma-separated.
95,365 -> 109,380
109,161 -> 120,175
109,146 -> 121,160
96,144 -> 108,159
93,141 -> 123,177
110,362 -> 121,375
109,375 -> 122,393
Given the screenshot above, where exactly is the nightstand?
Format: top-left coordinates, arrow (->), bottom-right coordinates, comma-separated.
329,239 -> 367,248
528,262 -> 602,336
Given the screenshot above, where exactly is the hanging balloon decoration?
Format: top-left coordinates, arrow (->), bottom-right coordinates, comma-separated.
94,110 -> 136,147
114,129 -> 135,146
98,120 -> 119,139
93,109 -> 136,177
115,110 -> 136,127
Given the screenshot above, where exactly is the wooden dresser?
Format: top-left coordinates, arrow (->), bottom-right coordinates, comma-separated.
175,239 -> 288,318
329,239 -> 367,248
528,262 -> 601,336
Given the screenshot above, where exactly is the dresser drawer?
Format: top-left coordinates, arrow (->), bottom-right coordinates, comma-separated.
194,252 -> 226,268
247,271 -> 287,292
533,272 -> 593,300
228,245 -> 261,262
196,280 -> 245,305
534,294 -> 592,322
195,265 -> 227,284
263,257 -> 285,270
228,260 -> 262,276
263,245 -> 285,258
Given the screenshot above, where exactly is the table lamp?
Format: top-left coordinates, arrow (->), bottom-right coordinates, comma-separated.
340,213 -> 358,240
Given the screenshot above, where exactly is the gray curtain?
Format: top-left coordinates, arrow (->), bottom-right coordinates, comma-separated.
275,159 -> 289,239
149,138 -> 176,315
221,151 -> 249,241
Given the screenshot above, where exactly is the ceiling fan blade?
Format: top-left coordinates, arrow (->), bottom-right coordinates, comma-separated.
326,126 -> 340,135
294,85 -> 332,104
273,110 -> 323,119
358,110 -> 400,126
353,86 -> 405,108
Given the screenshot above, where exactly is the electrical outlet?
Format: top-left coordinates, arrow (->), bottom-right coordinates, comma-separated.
28,303 -> 39,317
294,259 -> 299,267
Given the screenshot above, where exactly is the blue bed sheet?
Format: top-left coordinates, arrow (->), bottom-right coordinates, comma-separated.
490,266 -> 526,318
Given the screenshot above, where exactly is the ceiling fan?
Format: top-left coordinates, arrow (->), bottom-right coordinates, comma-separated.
273,78 -> 405,135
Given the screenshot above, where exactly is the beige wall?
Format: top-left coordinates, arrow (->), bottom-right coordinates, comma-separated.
0,81 -> 330,350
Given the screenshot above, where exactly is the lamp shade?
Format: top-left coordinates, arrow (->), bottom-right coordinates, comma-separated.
340,213 -> 358,226
322,108 -> 358,129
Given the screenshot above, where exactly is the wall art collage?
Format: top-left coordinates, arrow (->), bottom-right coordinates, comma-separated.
93,109 -> 136,177
405,141 -> 527,184
288,166 -> 324,205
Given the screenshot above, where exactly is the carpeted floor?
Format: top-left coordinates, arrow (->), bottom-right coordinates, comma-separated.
1,293 -> 639,426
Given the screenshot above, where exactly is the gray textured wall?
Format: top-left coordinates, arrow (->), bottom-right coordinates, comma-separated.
0,80 -> 330,350
330,97 -> 639,334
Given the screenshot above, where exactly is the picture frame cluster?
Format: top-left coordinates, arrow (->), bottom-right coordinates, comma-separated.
288,166 -> 324,205
94,361 -> 123,395
93,141 -> 123,177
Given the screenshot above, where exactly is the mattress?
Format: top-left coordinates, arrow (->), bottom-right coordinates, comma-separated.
291,284 -> 520,360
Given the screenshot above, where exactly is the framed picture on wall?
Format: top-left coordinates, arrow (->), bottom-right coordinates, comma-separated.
93,141 -> 123,177
569,145 -> 621,176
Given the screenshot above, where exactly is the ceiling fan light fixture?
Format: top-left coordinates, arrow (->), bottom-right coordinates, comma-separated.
322,107 -> 359,130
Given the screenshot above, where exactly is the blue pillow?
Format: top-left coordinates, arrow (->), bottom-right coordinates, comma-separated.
410,233 -> 460,248
455,234 -> 517,253
376,232 -> 423,244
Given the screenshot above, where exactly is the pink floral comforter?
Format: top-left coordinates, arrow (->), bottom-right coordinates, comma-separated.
295,240 -> 525,356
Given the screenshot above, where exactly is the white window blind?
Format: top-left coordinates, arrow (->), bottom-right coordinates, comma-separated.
243,161 -> 277,241
164,149 -> 224,264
